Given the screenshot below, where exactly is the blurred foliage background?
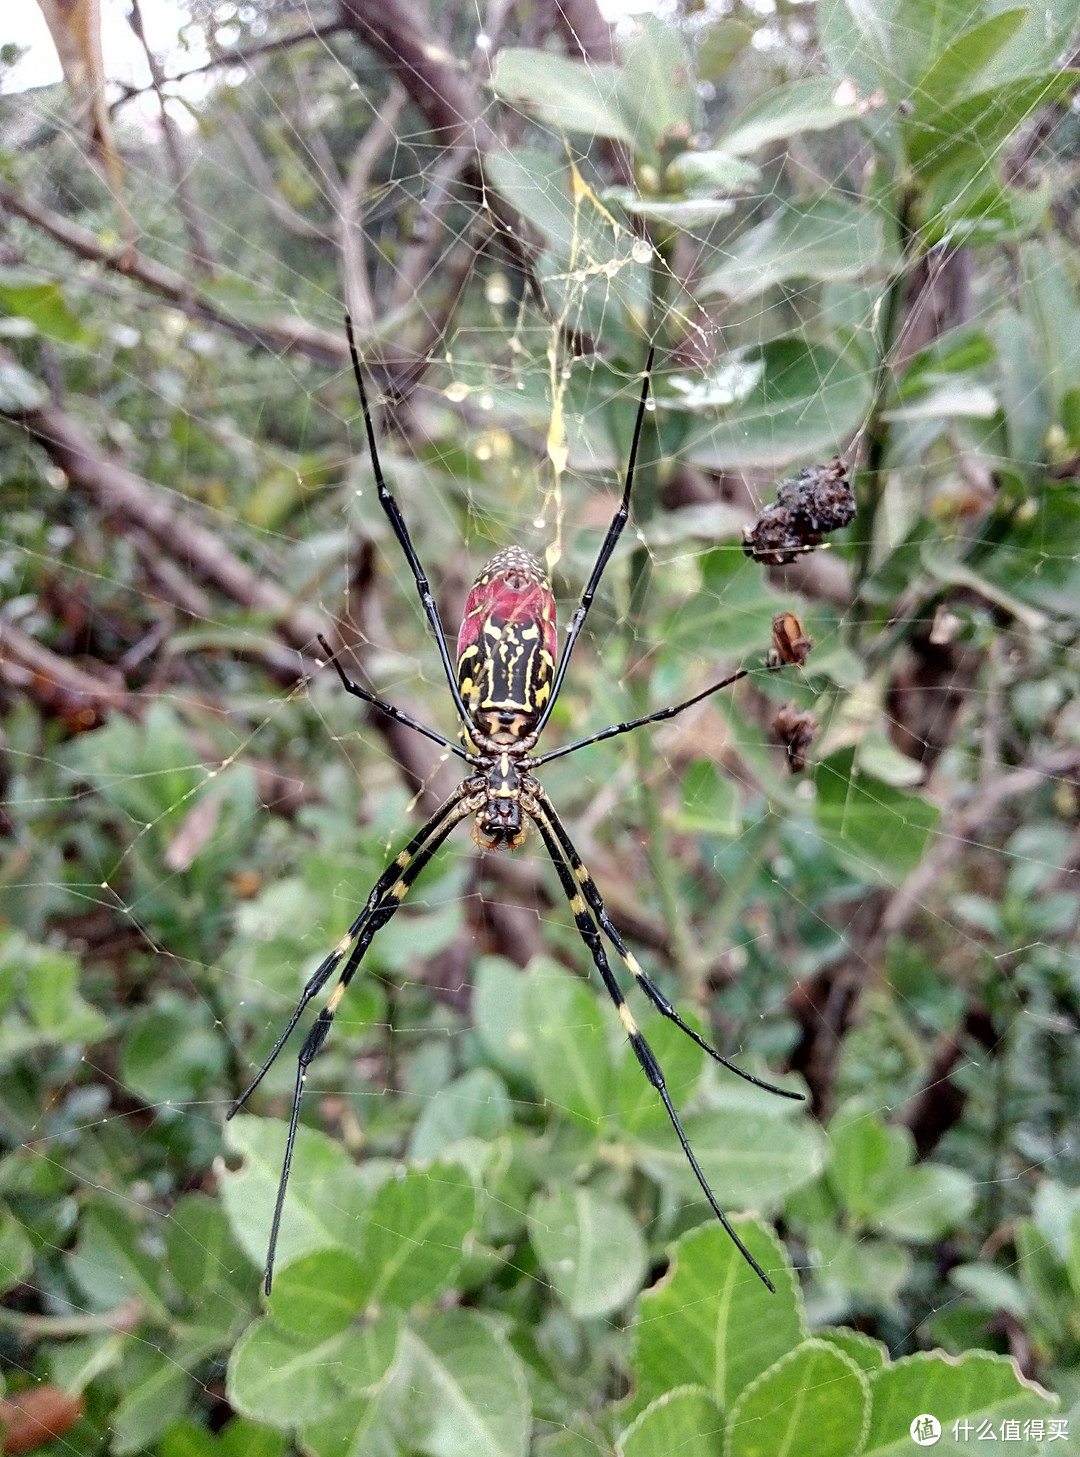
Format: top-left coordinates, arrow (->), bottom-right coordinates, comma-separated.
1,0 -> 1080,1451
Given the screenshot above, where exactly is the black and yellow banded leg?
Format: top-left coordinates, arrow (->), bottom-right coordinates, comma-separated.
525,798 -> 778,1292
533,787 -> 803,1104
229,783 -> 477,1114
235,785 -> 479,1294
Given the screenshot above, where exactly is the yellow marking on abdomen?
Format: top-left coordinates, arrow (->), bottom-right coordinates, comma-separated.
574,864 -> 591,885
396,850 -> 411,869
625,953 -> 643,979
618,1003 -> 638,1035
390,879 -> 409,900
328,982 -> 346,1012
334,933 -> 352,956
569,893 -> 587,916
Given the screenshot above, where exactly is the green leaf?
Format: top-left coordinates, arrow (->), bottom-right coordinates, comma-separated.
631,1221 -> 805,1418
618,1387 -> 724,1457
220,1116 -> 370,1276
523,959 -> 612,1134
906,71 -> 1077,176
269,1249 -> 368,1339
112,1355 -> 191,1455
813,747 -> 939,885
876,1163 -> 976,1242
394,1309 -> 530,1457
408,1067 -> 512,1160
981,483 -> 1080,616
120,993 -> 227,1106
0,276 -> 86,342
490,51 -> 630,144
67,1202 -> 170,1321
663,150 -> 760,195
165,1193 -> 249,1302
828,1112 -> 912,1221
360,1164 -> 479,1309
698,198 -> 891,302
227,1309 -> 404,1429
864,1350 -> 1058,1455
719,78 -> 864,157
726,1340 -> 869,1457
675,760 -> 739,836
633,1087 -> 823,1212
816,1327 -> 889,1373
473,956 -> 533,1083
618,15 -> 700,160
911,9 -> 1030,111
0,1210 -> 33,1293
683,339 -> 874,470
528,1185 -> 648,1318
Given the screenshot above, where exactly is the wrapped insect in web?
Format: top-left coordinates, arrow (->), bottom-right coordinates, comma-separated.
229,320 -> 806,1296
743,457 -> 855,566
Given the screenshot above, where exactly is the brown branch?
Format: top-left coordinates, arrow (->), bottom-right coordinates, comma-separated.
0,355 -> 325,655
0,182 -> 347,367
127,0 -> 215,273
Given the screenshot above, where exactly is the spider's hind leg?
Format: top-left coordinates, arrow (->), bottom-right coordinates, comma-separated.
532,785 -> 803,1103
525,792 -> 779,1291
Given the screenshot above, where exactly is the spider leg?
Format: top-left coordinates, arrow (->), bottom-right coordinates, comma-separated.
534,347 -> 656,737
344,315 -> 472,725
230,783 -> 478,1293
525,794 -> 777,1292
317,635 -> 472,762
532,667 -> 748,768
531,786 -> 802,1104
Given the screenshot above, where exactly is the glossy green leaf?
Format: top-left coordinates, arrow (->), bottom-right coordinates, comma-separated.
718,78 -> 864,157
813,747 -> 939,884
727,1340 -> 869,1457
408,1067 -> 512,1160
490,50 -> 630,144
618,1387 -> 724,1457
683,339 -> 874,470
528,1185 -> 648,1318
523,959 -> 612,1134
394,1309 -> 530,1457
864,1350 -> 1058,1455
631,1221 -> 805,1417
699,198 -> 891,302
360,1164 -> 479,1309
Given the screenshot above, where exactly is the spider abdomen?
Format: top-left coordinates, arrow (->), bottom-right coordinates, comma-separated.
456,545 -> 557,744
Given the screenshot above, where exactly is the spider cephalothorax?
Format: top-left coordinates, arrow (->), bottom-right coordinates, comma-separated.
229,318 -> 806,1297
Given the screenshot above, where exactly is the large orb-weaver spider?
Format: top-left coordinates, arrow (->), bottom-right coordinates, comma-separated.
230,317 -> 805,1294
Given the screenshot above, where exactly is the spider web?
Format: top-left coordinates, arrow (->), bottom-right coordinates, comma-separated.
1,0 -> 1079,1448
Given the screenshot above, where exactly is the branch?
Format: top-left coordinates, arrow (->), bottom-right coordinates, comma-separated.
0,356 -> 325,655
0,182 -> 347,367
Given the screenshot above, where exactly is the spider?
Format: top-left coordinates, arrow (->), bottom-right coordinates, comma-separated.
229,317 -> 804,1295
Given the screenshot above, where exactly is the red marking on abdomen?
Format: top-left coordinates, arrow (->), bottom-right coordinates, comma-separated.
457,546 -> 557,662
